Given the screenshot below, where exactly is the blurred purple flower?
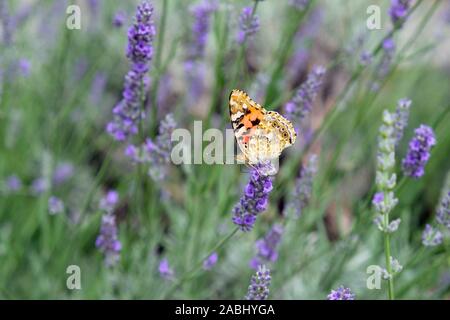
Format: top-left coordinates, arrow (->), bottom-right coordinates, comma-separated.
236,6 -> 260,44
394,98 -> 411,146
107,1 -> 155,141
5,174 -> 22,191
289,0 -> 310,10
89,72 -> 107,105
31,177 -> 49,195
18,59 -> 31,77
389,0 -> 412,25
52,162 -> 74,185
436,191 -> 450,230
99,190 -> 119,213
402,125 -> 436,179
113,11 -> 126,28
96,213 -> 122,267
232,163 -> 273,232
48,196 -> 64,215
371,38 -> 395,91
0,0 -> 13,45
421,224 -> 443,247
285,66 -> 326,125
284,155 -> 317,218
203,252 -> 218,270
245,265 -> 271,300
187,0 -> 217,60
250,224 -> 283,269
159,258 -> 174,279
327,286 -> 355,300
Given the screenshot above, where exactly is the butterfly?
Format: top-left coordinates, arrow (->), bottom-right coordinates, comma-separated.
229,89 -> 296,172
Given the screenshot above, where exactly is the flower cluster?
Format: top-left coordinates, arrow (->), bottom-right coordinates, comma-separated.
394,98 -> 412,146
107,1 -> 155,141
389,0 -> 412,26
245,265 -> 271,300
402,125 -> 436,179
125,113 -> 177,181
96,190 -> 121,267
285,66 -> 326,126
250,224 -> 283,269
327,286 -> 355,300
422,224 -> 443,247
382,256 -> 403,279
236,6 -> 260,44
284,155 -> 317,218
232,164 -> 274,232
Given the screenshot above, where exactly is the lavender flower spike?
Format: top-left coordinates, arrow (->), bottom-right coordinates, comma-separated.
96,214 -> 122,266
389,0 -> 412,26
436,191 -> 450,230
232,163 -> 274,232
159,258 -> 174,279
327,286 -> 355,300
250,224 -> 283,269
187,0 -> 217,60
245,265 -> 271,300
285,66 -> 326,125
236,6 -> 260,44
107,1 -> 155,141
284,154 -> 317,218
402,125 -> 436,179
394,98 -> 411,146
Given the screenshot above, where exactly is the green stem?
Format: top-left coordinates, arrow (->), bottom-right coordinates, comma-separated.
383,213 -> 395,300
162,227 -> 239,298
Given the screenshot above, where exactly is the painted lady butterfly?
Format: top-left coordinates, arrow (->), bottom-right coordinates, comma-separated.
229,89 -> 296,169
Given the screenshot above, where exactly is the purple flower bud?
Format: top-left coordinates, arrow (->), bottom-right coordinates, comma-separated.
421,224 -> 443,247
96,213 -> 121,267
159,258 -> 174,279
236,6 -> 260,44
327,286 -> 355,300
245,265 -> 271,300
48,196 -> 64,215
99,190 -> 119,212
203,252 -> 218,270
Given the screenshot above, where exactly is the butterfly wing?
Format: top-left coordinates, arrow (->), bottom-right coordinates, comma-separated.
229,89 -> 296,165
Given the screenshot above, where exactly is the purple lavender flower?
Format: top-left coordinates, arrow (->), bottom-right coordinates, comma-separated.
402,125 -> 436,178
236,6 -> 260,44
96,213 -> 121,266
187,0 -> 217,60
285,66 -> 326,125
159,258 -> 174,279
389,0 -> 412,25
436,192 -> 450,230
99,190 -> 119,213
5,174 -> 22,191
31,177 -> 49,195
203,252 -> 218,270
107,1 -> 155,141
245,265 -> 271,300
289,0 -> 310,10
0,0 -> 13,45
394,98 -> 412,146
113,11 -> 126,28
327,286 -> 355,300
371,38 -> 396,92
421,224 -> 443,247
284,155 -> 317,218
48,196 -> 64,215
250,224 -> 283,269
232,164 -> 274,232
52,162 -> 74,185
18,59 -> 31,77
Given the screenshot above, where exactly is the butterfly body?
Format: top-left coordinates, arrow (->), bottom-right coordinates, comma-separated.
229,89 -> 296,166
